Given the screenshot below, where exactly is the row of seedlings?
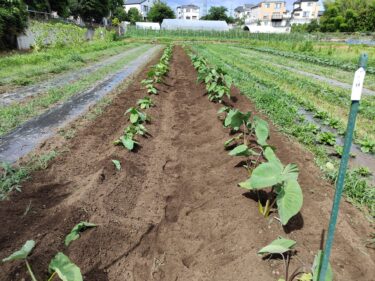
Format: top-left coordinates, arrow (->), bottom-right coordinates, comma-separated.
190,53 -> 333,281
2,222 -> 97,281
114,45 -> 173,153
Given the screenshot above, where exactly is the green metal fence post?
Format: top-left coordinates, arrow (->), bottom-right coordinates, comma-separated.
318,53 -> 368,281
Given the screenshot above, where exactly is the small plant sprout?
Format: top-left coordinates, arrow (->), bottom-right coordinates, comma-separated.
2,241 -> 83,281
316,132 -> 336,146
356,137 -> 375,154
2,240 -> 37,281
258,239 -> 333,281
224,109 -> 251,132
114,135 -> 138,151
224,133 -> 243,148
65,222 -> 97,246
239,147 -> 303,225
137,97 -> 154,109
48,252 -> 83,281
125,107 -> 149,125
112,160 -> 121,171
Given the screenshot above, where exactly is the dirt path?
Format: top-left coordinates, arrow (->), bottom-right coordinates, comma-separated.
0,47 -> 373,281
0,44 -> 148,106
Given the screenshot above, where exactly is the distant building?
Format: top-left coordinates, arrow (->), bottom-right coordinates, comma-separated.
234,4 -> 255,20
291,0 -> 320,25
123,0 -> 155,20
176,4 -> 200,20
161,19 -> 229,31
244,0 -> 290,33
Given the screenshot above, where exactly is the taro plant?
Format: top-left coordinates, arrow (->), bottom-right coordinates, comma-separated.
112,160 -> 121,171
125,107 -> 149,125
204,67 -> 233,102
141,79 -> 158,95
65,222 -> 97,246
239,147 -> 303,225
2,240 -> 83,281
137,97 -> 154,109
258,238 -> 333,281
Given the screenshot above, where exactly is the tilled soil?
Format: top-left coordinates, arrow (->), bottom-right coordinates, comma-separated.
0,46 -> 374,281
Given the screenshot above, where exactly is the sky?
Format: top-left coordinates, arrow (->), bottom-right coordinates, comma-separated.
167,0 -> 324,15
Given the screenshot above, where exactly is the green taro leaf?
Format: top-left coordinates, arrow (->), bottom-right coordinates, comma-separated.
263,147 -> 283,168
49,252 -> 83,281
224,133 -> 243,148
65,222 -> 96,246
120,136 -> 136,151
258,236 -> 296,255
229,144 -> 256,157
254,117 -> 269,146
2,240 -> 35,262
276,179 -> 303,225
112,160 -> 121,171
281,164 -> 299,182
248,161 -> 284,189
312,250 -> 333,281
224,109 -> 251,131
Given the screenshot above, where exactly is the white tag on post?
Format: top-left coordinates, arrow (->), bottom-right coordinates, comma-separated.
351,67 -> 366,101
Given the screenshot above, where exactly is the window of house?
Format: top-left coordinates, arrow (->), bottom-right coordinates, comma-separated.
186,16 -> 191,19
264,3 -> 270,8
303,11 -> 310,17
294,13 -> 300,16
192,16 -> 197,19
143,5 -> 148,12
275,3 -> 281,9
186,8 -> 190,12
307,2 -> 312,6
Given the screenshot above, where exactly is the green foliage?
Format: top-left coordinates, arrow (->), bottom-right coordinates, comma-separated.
112,159 -> 121,170
70,0 -> 110,23
356,137 -> 375,154
239,147 -> 303,225
137,97 -> 154,109
0,163 -> 29,199
312,250 -> 333,281
224,109 -> 251,131
49,252 -> 83,281
128,7 -> 142,24
65,222 -> 97,246
316,132 -> 336,146
125,107 -> 149,124
0,0 -> 28,49
228,144 -> 257,157
201,6 -> 234,23
254,117 -> 269,146
147,2 -> 175,23
2,240 -> 35,262
258,237 -> 296,255
320,0 -> 375,32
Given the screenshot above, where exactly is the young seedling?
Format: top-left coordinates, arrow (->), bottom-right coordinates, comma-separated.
65,222 -> 97,246
2,240 -> 37,281
125,107 -> 149,125
239,147 -> 303,225
2,241 -> 83,281
356,137 -> 375,154
112,160 -> 121,171
224,109 -> 251,132
137,97 -> 154,109
114,135 -> 138,151
258,239 -> 333,281
316,132 -> 336,146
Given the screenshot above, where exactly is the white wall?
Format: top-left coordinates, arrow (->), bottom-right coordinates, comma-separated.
177,7 -> 200,20
124,0 -> 154,19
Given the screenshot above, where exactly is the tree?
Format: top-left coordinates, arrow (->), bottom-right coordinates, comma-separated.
201,6 -> 232,23
147,2 -> 174,23
127,7 -> 142,24
0,0 -> 28,49
113,7 -> 127,21
69,0 -> 110,23
24,0 -> 71,17
319,0 -> 375,32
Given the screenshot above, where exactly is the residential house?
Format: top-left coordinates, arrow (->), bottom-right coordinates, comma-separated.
234,4 -> 255,20
244,0 -> 290,33
176,4 -> 200,20
291,0 -> 320,25
123,0 -> 155,20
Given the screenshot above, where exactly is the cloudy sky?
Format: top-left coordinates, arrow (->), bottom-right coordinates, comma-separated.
167,0 -> 324,15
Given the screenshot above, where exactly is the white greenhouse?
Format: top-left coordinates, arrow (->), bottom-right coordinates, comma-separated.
135,22 -> 161,30
161,19 -> 229,31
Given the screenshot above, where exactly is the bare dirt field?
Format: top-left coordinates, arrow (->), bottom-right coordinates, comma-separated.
0,46 -> 373,281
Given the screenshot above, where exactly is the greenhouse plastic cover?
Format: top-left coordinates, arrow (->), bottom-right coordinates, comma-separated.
161,19 -> 229,31
135,22 -> 160,30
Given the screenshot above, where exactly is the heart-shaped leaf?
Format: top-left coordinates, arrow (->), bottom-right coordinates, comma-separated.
49,252 -> 83,281
276,180 -> 303,225
254,117 -> 269,146
249,161 -> 284,189
2,240 -> 35,262
258,236 -> 296,255
229,144 -> 256,157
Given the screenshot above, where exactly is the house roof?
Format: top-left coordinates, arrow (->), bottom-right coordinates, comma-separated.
244,4 -> 255,9
123,0 -> 146,5
177,4 -> 200,9
234,6 -> 244,13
